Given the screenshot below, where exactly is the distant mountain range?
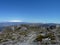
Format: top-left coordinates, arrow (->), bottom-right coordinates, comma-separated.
0,22 -> 29,26
0,22 -> 59,28
0,22 -> 29,31
0,22 -> 59,32
0,22 -> 59,26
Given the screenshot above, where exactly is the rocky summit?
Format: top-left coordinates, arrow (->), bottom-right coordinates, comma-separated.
0,23 -> 60,45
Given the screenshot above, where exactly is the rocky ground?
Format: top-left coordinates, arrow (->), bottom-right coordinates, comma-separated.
0,24 -> 60,45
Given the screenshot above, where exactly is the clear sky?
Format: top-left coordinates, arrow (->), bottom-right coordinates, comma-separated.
0,0 -> 60,23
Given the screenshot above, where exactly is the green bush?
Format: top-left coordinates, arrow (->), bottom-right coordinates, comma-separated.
35,35 -> 44,42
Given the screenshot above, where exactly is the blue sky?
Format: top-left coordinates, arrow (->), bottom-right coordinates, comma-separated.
0,0 -> 60,23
